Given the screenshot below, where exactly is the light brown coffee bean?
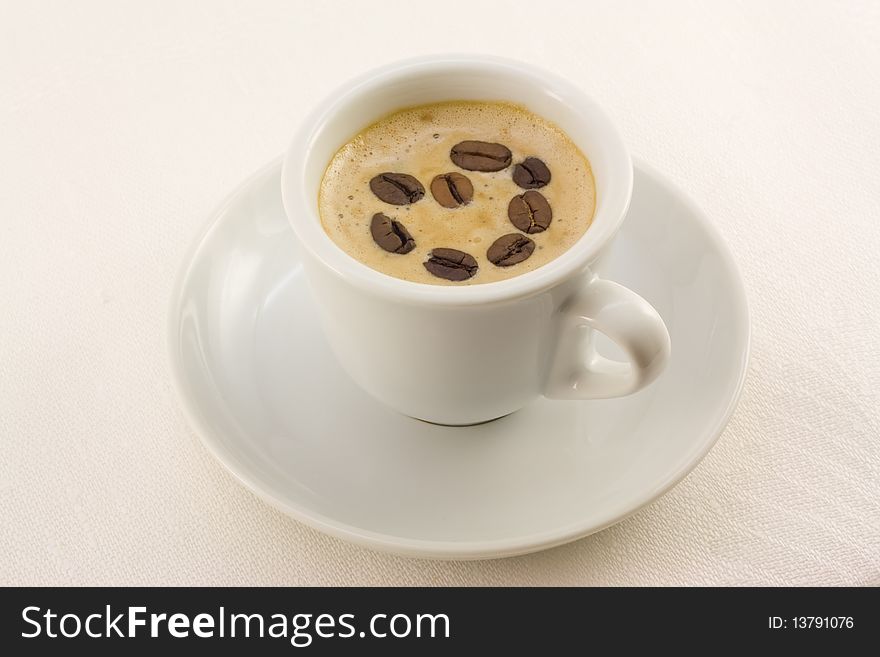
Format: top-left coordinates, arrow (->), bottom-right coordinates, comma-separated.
430,172 -> 474,208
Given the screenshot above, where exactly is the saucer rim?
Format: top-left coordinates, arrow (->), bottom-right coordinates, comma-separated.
167,157 -> 751,560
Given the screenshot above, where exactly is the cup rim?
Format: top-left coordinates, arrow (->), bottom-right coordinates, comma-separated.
282,54 -> 633,306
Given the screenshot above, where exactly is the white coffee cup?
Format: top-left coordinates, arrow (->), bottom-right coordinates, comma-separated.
282,55 -> 670,425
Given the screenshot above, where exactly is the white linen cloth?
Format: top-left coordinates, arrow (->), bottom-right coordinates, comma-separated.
1,0 -> 878,585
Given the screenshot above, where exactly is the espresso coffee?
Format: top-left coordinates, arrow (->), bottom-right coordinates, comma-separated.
318,101 -> 595,285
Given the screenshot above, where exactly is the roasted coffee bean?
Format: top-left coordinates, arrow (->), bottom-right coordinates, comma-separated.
370,213 -> 416,254
487,233 -> 536,267
423,248 -> 478,281
430,172 -> 474,208
450,141 -> 512,172
507,190 -> 553,233
513,157 -> 551,189
369,173 -> 425,205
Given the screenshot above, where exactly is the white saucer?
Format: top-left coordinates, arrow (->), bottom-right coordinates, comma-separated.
168,159 -> 749,559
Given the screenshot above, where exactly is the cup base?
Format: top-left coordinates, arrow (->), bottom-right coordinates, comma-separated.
411,411 -> 517,428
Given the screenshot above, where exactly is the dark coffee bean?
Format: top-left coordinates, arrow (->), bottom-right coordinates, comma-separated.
424,248 -> 478,281
450,140 -> 512,172
370,213 -> 416,254
430,172 -> 474,208
507,190 -> 553,233
487,233 -> 536,267
369,173 -> 425,205
513,157 -> 551,189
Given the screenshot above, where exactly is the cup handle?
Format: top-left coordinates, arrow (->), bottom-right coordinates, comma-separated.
544,276 -> 671,399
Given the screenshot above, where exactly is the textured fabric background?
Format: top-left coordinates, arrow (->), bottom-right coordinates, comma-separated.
1,0 -> 878,586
